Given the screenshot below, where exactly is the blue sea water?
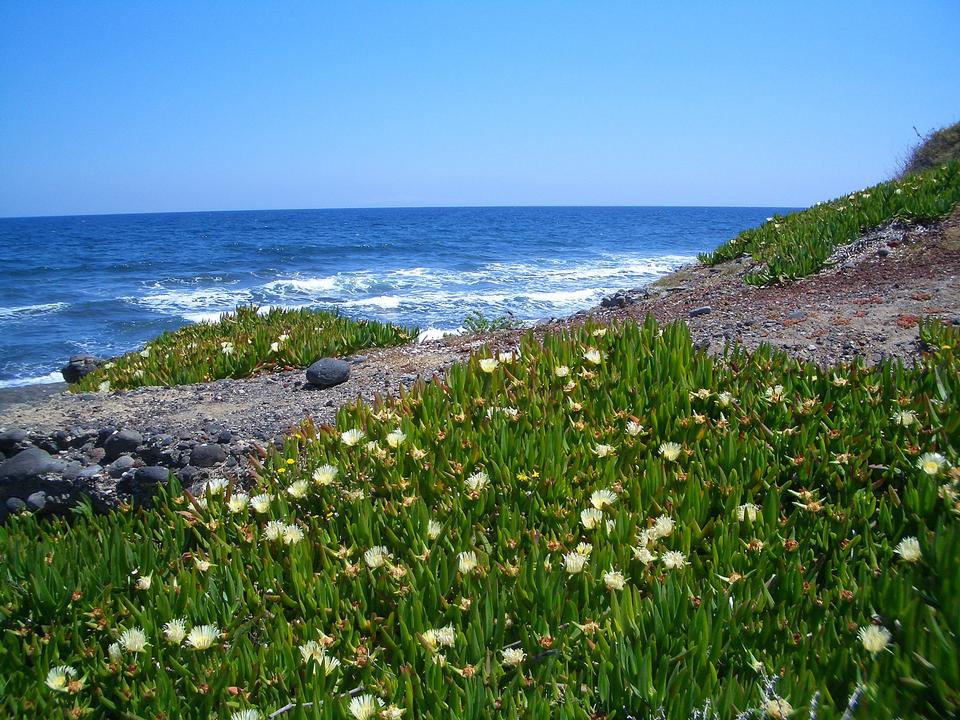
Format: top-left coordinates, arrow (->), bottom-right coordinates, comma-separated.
0,206 -> 792,387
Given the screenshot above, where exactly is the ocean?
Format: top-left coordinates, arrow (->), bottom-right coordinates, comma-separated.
0,206 -> 792,387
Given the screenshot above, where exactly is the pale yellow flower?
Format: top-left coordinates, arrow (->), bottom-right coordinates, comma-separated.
349,694 -> 383,720
479,358 -> 499,373
580,508 -> 604,530
736,503 -> 759,522
457,550 -> 479,574
364,546 -> 392,569
858,624 -> 892,655
341,428 -> 365,446
501,647 -> 526,666
312,465 -> 338,485
583,348 -> 603,365
625,421 -> 644,436
186,624 -> 219,650
119,627 -> 148,653
287,480 -> 309,499
593,443 -> 615,458
228,493 -> 249,513
662,551 -> 687,569
659,442 -> 682,461
45,665 -> 78,692
163,618 -> 188,645
386,430 -> 406,448
563,551 -> 589,574
603,568 -> 626,590
918,452 -> 947,475
894,536 -> 921,562
465,470 -> 490,493
590,489 -> 617,508
554,365 -> 570,378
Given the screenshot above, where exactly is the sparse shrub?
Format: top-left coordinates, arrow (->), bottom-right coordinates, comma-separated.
901,120 -> 960,177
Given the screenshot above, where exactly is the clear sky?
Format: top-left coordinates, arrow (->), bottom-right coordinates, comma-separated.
1,1 -> 958,217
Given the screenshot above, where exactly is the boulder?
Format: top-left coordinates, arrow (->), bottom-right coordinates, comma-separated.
103,429 -> 142,461
689,306 -> 713,318
60,354 -> 106,384
0,429 -> 30,454
190,444 -> 227,468
106,455 -> 136,478
0,447 -> 65,500
305,358 -> 351,389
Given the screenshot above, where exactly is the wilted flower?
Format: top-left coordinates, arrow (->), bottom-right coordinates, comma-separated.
603,568 -> 626,590
501,647 -> 526,666
583,348 -> 603,365
45,665 -> 80,692
858,624 -> 892,655
736,503 -> 759,522
918,452 -> 947,475
894,536 -> 921,562
287,479 -> 309,499
465,470 -> 490,493
764,385 -> 785,404
364,546 -> 392,569
625,421 -> 644,436
764,697 -> 793,718
348,694 -> 383,720
163,618 -> 188,645
891,410 -> 918,427
580,508 -> 604,530
194,557 -> 213,573
313,464 -> 338,485
593,443 -> 615,457
250,493 -> 272,513
457,550 -> 479,574
563,551 -> 589,574
227,493 -> 249,513
659,442 -> 682,461
186,624 -> 219,650
119,627 -> 148,654
479,358 -> 499,373
386,430 -> 406,448
590,489 -> 617,508
341,429 -> 365,447
381,706 -> 406,719
662,551 -> 687,569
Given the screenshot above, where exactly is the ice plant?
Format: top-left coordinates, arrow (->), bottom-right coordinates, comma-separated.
583,348 -> 603,365
625,420 -> 643,436
312,464 -> 338,485
580,508 -> 604,530
119,627 -> 148,654
590,489 -> 617,508
603,568 -> 626,590
651,514 -> 675,539
479,358 -> 499,373
593,443 -> 615,457
918,452 -> 947,475
163,618 -> 188,645
364,546 -> 392,569
457,550 -> 479,574
737,503 -> 759,522
230,710 -> 261,720
341,429 -> 365,446
427,520 -> 442,539
348,693 -> 383,720
465,470 -> 490,493
563,551 -> 589,574
554,365 -> 570,378
502,647 -> 526,666
228,492 -> 249,513
659,442 -> 682,461
45,665 -> 78,692
250,493 -> 272,513
386,430 -> 406,448
662,551 -> 687,569
858,624 -> 892,655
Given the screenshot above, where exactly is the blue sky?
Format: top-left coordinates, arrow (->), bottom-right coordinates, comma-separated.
1,2 -> 958,217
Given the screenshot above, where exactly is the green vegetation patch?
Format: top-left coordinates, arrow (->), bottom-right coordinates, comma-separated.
901,121 -> 960,177
73,305 -> 418,391
700,161 -> 960,285
3,319 -> 959,718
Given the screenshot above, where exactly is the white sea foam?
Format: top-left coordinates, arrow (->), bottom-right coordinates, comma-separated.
417,328 -> 462,343
130,285 -> 254,318
0,370 -> 65,388
0,302 -> 69,320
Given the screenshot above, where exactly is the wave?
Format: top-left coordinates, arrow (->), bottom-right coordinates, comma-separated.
0,302 -> 69,321
0,370 -> 65,388
128,285 -> 254,318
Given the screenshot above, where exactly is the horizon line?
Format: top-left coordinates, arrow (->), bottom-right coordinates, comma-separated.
0,201 -> 804,221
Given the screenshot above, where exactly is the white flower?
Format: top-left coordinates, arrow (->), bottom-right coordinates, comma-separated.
592,328 -> 607,338
427,520 -> 443,540
139,347 -> 151,358
163,618 -> 188,645
186,624 -> 219,650
283,524 -> 304,545
221,341 -> 235,356
320,654 -> 341,674
575,542 -> 593,556
231,710 -> 262,720
717,391 -> 734,407
580,507 -> 604,530
135,574 -> 152,590
270,341 -> 280,353
45,665 -> 78,692
593,443 -> 615,457
918,452 -> 947,475
386,430 -> 406,448
465,470 -> 490,493
891,410 -> 918,427
108,642 -> 122,662
287,479 -> 309,499
662,551 -> 687,569
264,520 -> 286,542
98,380 -> 111,393
194,557 -> 213,572
651,515 -> 674,539
633,545 -> 657,563
583,348 -> 603,365
228,493 -> 249,513
299,639 -> 325,664
457,550 -> 479,574
894,536 -> 921,562
501,647 -> 526,666
313,464 -> 338,485
348,693 -> 383,720
858,624 -> 892,655
250,493 -> 272,513
119,627 -> 148,653
364,546 -> 392,569
659,442 -> 682,461
563,551 -> 589,574
381,706 -> 406,719
479,358 -> 499,373
603,568 -> 626,590
341,429 -> 365,447
625,421 -> 644,436
554,365 -> 570,378
206,478 -> 229,495
736,503 -> 759,522
764,385 -> 785,404
764,697 -> 793,718
498,351 -> 518,363
434,625 -> 456,647
590,489 -> 617,509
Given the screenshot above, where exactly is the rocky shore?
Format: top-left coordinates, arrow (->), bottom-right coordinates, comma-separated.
1,210 -> 957,520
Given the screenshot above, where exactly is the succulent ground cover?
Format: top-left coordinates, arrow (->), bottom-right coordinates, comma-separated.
72,306 -> 418,392
2,318 -> 958,719
700,161 -> 960,284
